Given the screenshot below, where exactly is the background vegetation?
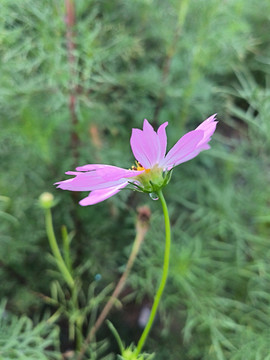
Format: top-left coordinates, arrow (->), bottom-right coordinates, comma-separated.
1,0 -> 270,359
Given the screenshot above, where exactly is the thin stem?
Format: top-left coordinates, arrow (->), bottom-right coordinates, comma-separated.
45,208 -> 74,288
136,189 -> 171,355
77,212 -> 149,360
65,0 -> 79,167
61,225 -> 72,272
106,320 -> 125,354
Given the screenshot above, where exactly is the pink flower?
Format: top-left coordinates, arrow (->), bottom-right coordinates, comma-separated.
55,115 -> 217,205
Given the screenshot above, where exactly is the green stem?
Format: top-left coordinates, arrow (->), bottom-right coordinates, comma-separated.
77,215 -> 148,360
136,189 -> 171,355
61,225 -> 72,272
107,320 -> 124,355
45,208 -> 74,288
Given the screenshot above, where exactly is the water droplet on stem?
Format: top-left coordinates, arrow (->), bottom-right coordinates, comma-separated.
149,192 -> 159,200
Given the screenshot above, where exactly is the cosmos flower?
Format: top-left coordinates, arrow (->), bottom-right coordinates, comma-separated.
55,115 -> 217,205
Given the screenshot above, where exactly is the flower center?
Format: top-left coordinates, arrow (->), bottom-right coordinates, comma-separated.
131,161 -> 150,173
129,163 -> 172,194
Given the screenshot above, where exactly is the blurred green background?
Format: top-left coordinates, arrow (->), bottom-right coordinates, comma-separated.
1,0 -> 270,359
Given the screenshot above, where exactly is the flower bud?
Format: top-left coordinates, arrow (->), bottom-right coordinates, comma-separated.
39,192 -> 54,209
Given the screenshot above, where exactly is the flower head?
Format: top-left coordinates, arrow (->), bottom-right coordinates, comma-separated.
55,115 -> 217,205
39,192 -> 55,209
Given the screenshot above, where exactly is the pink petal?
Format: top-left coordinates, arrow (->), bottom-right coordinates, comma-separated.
76,164 -> 113,171
55,165 -> 144,191
196,114 -> 217,130
79,182 -> 128,206
160,130 -> 204,168
167,149 -> 200,168
157,122 -> 168,162
130,119 -> 161,168
196,114 -> 218,147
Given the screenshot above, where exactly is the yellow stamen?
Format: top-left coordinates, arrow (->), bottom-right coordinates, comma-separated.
136,165 -> 145,171
131,161 -> 150,173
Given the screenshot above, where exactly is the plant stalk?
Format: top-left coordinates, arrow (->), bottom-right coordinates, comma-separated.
135,189 -> 171,355
77,208 -> 149,360
45,208 -> 74,288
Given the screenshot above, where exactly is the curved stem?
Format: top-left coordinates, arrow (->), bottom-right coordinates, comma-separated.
136,189 -> 171,355
45,208 -> 74,288
77,211 -> 149,360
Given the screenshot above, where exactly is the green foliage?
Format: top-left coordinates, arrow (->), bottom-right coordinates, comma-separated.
0,300 -> 60,359
1,0 -> 270,359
